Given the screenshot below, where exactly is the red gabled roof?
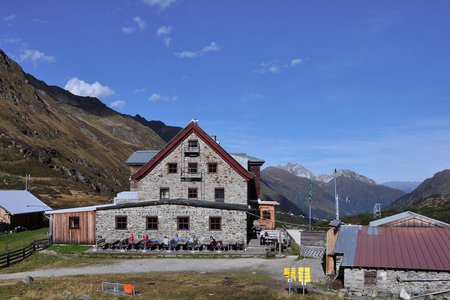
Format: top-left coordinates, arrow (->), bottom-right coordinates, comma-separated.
132,122 -> 254,181
354,226 -> 450,271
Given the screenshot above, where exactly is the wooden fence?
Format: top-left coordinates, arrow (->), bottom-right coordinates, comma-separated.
0,238 -> 50,268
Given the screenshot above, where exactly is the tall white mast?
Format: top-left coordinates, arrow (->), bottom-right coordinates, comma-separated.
334,169 -> 339,221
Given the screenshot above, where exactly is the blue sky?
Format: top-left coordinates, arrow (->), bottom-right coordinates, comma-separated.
1,0 -> 450,183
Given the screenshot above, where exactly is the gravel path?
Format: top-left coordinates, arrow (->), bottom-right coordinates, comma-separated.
0,256 -> 326,284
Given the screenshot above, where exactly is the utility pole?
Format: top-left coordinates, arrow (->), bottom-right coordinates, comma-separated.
308,175 -> 312,231
334,169 -> 339,221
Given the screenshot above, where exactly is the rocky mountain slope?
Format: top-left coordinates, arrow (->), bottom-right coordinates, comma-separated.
0,50 -> 168,208
390,169 -> 450,210
261,167 -> 335,219
262,164 -> 405,218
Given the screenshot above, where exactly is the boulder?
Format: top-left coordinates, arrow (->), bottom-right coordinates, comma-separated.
22,276 -> 34,284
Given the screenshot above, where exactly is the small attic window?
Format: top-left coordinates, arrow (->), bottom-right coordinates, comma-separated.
188,140 -> 198,148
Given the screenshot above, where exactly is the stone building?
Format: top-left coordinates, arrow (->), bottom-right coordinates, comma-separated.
330,213 -> 450,298
95,121 -> 275,243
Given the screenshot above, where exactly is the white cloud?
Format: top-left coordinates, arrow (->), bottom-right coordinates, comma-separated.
163,37 -> 172,47
202,42 -> 220,53
148,93 -> 177,102
122,26 -> 135,33
133,16 -> 147,30
257,61 -> 281,74
122,16 -> 147,34
33,18 -> 48,24
3,14 -> 16,21
110,100 -> 126,108
156,25 -> 172,47
64,77 -> 115,98
175,42 -> 221,58
19,49 -> 55,63
142,0 -> 176,10
175,51 -> 198,59
0,37 -> 21,45
290,58 -> 303,66
257,57 -> 304,74
149,93 -> 162,102
156,25 -> 172,36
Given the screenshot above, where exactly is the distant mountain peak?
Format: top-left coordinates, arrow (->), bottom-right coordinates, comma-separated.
322,169 -> 377,185
276,163 -> 314,179
275,163 -> 377,185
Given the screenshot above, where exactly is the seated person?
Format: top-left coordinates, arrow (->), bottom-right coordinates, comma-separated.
171,233 -> 181,250
187,234 -> 197,249
209,236 -> 217,250
161,236 -> 169,249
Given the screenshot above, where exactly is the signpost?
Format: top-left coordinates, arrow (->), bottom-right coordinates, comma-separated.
298,267 -> 311,295
283,267 -> 297,294
283,266 -> 311,295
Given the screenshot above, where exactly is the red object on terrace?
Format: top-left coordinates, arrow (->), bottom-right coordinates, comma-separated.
354,226 -> 450,271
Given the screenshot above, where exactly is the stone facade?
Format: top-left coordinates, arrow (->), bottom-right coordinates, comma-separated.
344,268 -> 450,298
133,132 -> 248,204
96,204 -> 247,243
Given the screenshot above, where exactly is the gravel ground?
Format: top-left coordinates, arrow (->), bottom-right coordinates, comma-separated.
0,256 -> 326,284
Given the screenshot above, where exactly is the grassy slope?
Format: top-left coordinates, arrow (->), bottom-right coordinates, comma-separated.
0,271 -> 339,300
0,228 -> 48,253
0,52 -> 166,208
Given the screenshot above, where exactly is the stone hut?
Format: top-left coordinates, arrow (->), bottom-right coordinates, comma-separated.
96,121 -> 275,244
331,218 -> 450,298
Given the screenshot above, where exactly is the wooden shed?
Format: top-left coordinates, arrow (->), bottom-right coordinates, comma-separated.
46,204 -> 113,244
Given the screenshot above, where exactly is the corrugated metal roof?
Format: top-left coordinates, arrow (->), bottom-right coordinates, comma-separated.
230,154 -> 249,170
0,190 -> 52,215
369,211 -> 450,228
333,225 -> 361,267
354,226 -> 450,271
125,150 -> 159,165
230,153 -> 265,163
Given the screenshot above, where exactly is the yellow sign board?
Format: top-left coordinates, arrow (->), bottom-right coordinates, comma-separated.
283,267 -> 312,283
298,267 -> 311,283
283,267 -> 297,280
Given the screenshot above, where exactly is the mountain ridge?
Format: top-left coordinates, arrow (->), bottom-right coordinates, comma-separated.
262,164 -> 404,217
0,49 -> 176,208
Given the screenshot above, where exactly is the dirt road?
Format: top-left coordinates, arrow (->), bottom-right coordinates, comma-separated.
0,256 -> 325,283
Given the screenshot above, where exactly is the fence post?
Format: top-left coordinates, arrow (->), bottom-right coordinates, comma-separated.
33,240 -> 36,252
22,247 -> 25,260
6,251 -> 9,267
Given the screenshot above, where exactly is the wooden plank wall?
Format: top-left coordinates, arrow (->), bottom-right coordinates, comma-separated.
326,228 -> 338,275
50,211 -> 96,244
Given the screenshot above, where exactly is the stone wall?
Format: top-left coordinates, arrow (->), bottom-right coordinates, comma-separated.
0,207 -> 11,224
344,268 -> 450,298
133,132 -> 248,204
96,204 -> 247,243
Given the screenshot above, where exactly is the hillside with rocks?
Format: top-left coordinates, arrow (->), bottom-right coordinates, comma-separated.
0,50 -> 171,208
390,169 -> 450,210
